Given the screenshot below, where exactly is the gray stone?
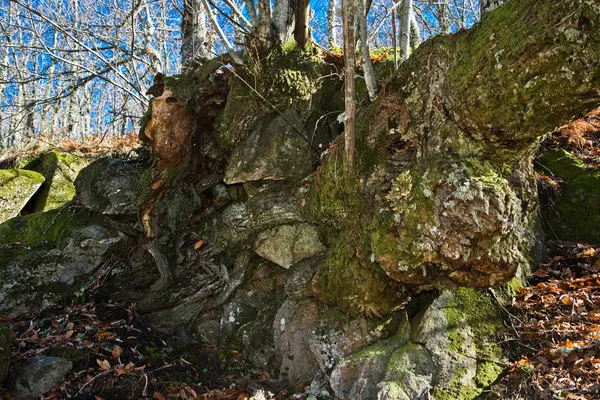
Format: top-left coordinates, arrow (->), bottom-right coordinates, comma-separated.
254,224 -> 325,269
273,299 -> 320,384
310,310 -> 407,375
0,169 -> 44,223
0,225 -> 128,316
8,356 -> 72,398
224,109 -> 314,184
377,342 -> 435,400
0,326 -> 11,385
410,291 -> 477,393
329,314 -> 411,400
75,158 -> 141,215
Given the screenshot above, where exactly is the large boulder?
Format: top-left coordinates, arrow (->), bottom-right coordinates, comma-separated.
22,151 -> 90,212
0,169 -> 45,223
327,289 -> 505,400
0,224 -> 129,316
7,356 -> 72,398
75,158 -> 141,215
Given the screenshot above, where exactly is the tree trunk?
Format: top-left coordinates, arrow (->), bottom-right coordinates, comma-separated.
181,0 -> 211,71
480,0 -> 506,16
342,0 -> 356,167
294,0 -> 311,48
356,0 -> 377,101
327,0 -> 338,48
399,0 -> 412,61
439,0 -> 450,34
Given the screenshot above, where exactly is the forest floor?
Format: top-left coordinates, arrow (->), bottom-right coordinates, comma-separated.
2,111 -> 600,399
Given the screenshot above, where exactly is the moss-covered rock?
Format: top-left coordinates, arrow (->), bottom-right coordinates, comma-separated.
0,223 -> 130,316
412,289 -> 504,400
22,152 -> 89,212
0,203 -> 107,246
538,149 -> 600,244
0,169 -> 45,224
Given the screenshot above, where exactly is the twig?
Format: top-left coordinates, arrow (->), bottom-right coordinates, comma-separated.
141,373 -> 149,396
75,370 -> 111,397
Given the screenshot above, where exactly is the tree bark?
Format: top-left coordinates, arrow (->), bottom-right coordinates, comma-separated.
342,0 -> 356,168
480,0 -> 506,16
181,0 -> 211,71
439,0 -> 450,34
399,0 -> 412,61
356,0 -> 377,101
327,0 -> 338,48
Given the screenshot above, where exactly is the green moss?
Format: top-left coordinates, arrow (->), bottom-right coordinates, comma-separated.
0,202 -> 106,246
315,231 -> 406,317
539,150 -> 586,181
0,169 -> 45,222
0,204 -> 76,245
23,152 -> 89,212
538,150 -> 600,243
437,288 -> 505,399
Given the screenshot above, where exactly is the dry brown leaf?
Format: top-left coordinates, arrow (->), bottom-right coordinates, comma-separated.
96,358 -> 111,371
112,345 -> 122,359
153,392 -> 166,400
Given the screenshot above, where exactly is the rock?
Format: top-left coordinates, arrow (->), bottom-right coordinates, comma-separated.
0,326 -> 11,385
408,289 -> 505,400
0,225 -> 128,316
8,356 -> 72,398
224,109 -> 315,184
273,299 -> 320,384
59,225 -> 126,276
75,158 -> 141,215
254,224 -> 325,269
310,309 -> 405,375
377,342 -> 435,400
329,314 -> 410,400
0,169 -> 45,223
22,151 -> 89,212
199,186 -> 306,252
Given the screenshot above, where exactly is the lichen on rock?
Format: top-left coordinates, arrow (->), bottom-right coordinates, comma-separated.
0,169 -> 45,223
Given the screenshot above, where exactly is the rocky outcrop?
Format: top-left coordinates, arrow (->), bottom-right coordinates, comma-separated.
330,289 -> 504,400
7,356 -> 72,398
0,223 -> 130,316
0,169 -> 44,223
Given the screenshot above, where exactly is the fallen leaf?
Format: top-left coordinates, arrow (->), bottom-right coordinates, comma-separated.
194,240 -> 204,249
112,345 -> 122,359
153,392 -> 166,400
96,358 -> 111,371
